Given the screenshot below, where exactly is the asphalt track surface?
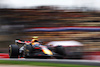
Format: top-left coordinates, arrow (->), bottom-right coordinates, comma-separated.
0,59 -> 100,66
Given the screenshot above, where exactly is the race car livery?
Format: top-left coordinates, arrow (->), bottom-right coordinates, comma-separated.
9,39 -> 60,58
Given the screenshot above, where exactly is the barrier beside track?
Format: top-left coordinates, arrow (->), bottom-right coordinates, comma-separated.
0,53 -> 9,58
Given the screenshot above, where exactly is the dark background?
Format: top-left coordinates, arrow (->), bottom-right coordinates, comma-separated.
0,6 -> 100,53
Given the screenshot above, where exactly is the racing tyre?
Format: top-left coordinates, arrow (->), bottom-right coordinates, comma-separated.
9,45 -> 19,58
55,46 -> 66,56
24,45 -> 32,58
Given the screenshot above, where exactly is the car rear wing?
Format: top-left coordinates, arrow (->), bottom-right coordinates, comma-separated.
15,39 -> 25,45
15,39 -> 31,45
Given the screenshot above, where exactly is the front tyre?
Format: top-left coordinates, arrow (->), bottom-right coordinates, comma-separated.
55,46 -> 66,56
9,45 -> 19,58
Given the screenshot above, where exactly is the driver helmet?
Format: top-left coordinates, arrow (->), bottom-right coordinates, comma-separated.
31,36 -> 39,43
32,36 -> 38,39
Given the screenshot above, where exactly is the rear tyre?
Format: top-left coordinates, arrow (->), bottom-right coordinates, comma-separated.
9,45 -> 19,58
24,45 -> 32,58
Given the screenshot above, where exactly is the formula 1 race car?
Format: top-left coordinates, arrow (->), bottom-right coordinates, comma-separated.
9,39 -> 60,59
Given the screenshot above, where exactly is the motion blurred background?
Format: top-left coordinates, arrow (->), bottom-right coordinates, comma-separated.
0,0 -> 100,58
